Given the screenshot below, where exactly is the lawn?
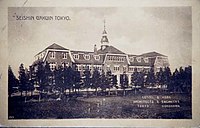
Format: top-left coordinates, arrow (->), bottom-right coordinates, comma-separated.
8,93 -> 191,119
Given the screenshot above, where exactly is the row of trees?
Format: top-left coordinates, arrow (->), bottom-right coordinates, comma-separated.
131,66 -> 192,93
8,62 -> 192,98
8,62 -> 119,98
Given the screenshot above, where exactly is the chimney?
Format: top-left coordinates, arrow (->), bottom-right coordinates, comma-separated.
94,44 -> 97,54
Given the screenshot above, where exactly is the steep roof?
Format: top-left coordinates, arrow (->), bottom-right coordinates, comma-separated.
97,46 -> 125,54
141,51 -> 167,57
45,43 -> 68,50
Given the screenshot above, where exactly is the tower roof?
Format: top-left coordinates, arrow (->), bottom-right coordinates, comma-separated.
100,20 -> 109,45
101,36 -> 109,43
102,30 -> 107,34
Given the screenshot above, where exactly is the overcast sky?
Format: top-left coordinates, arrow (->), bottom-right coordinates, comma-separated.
8,7 -> 192,76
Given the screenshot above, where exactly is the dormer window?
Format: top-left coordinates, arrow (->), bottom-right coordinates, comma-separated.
144,57 -> 149,63
129,57 -> 134,62
84,54 -> 90,60
73,54 -> 79,60
62,52 -> 67,59
136,57 -> 141,62
94,55 -> 100,60
50,51 -> 55,59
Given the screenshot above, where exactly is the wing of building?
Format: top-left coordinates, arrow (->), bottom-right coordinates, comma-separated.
32,22 -> 169,85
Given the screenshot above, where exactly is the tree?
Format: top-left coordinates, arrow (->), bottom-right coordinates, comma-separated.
18,63 -> 29,97
35,61 -> 49,101
183,66 -> 192,93
112,74 -> 118,95
112,75 -> 118,88
91,68 -> 101,96
54,66 -> 64,95
43,62 -> 52,93
171,68 -> 180,93
131,68 -> 145,94
67,66 -> 75,95
8,65 -> 19,97
120,72 -> 129,96
82,67 -> 91,97
28,66 -> 35,96
131,68 -> 139,87
163,67 -> 172,90
100,70 -> 107,94
35,61 -> 45,91
106,70 -> 113,95
138,71 -> 145,88
74,70 -> 81,95
146,66 -> 155,87
156,68 -> 164,85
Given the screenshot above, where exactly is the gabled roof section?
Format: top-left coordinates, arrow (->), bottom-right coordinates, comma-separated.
97,46 -> 125,54
45,43 -> 68,50
141,51 -> 167,57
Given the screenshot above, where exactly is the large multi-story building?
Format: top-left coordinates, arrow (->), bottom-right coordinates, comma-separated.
32,23 -> 169,85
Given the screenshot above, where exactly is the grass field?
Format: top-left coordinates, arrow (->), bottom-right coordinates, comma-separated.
8,93 -> 191,119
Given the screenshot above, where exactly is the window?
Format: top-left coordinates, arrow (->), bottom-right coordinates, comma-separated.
136,57 -> 141,62
114,66 -> 120,71
84,54 -> 90,60
144,57 -> 149,63
77,65 -> 82,71
106,65 -> 110,70
94,55 -> 100,60
129,67 -> 134,71
89,65 -> 92,70
62,52 -> 67,59
129,57 -> 134,62
61,62 -> 69,67
50,62 -> 56,70
108,56 -> 111,61
50,52 -> 55,59
73,54 -> 79,60
123,66 -> 126,71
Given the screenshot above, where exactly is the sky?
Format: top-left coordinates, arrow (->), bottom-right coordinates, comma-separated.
8,7 -> 192,76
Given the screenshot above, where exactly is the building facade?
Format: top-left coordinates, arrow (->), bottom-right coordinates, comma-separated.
32,24 -> 169,85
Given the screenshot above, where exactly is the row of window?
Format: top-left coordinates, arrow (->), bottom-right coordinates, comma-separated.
107,56 -> 125,62
129,67 -> 150,72
73,54 -> 100,61
49,52 -> 67,59
76,64 -> 102,71
129,57 -> 149,63
35,52 -> 46,60
47,51 -> 150,64
47,63 -> 152,72
49,62 -> 69,71
113,66 -> 127,71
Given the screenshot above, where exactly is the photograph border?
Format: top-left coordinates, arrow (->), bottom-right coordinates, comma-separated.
0,0 -> 200,127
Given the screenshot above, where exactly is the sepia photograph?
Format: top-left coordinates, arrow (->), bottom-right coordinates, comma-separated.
7,7 -> 192,120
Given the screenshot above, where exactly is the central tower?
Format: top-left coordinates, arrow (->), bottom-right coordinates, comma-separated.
101,20 -> 109,50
